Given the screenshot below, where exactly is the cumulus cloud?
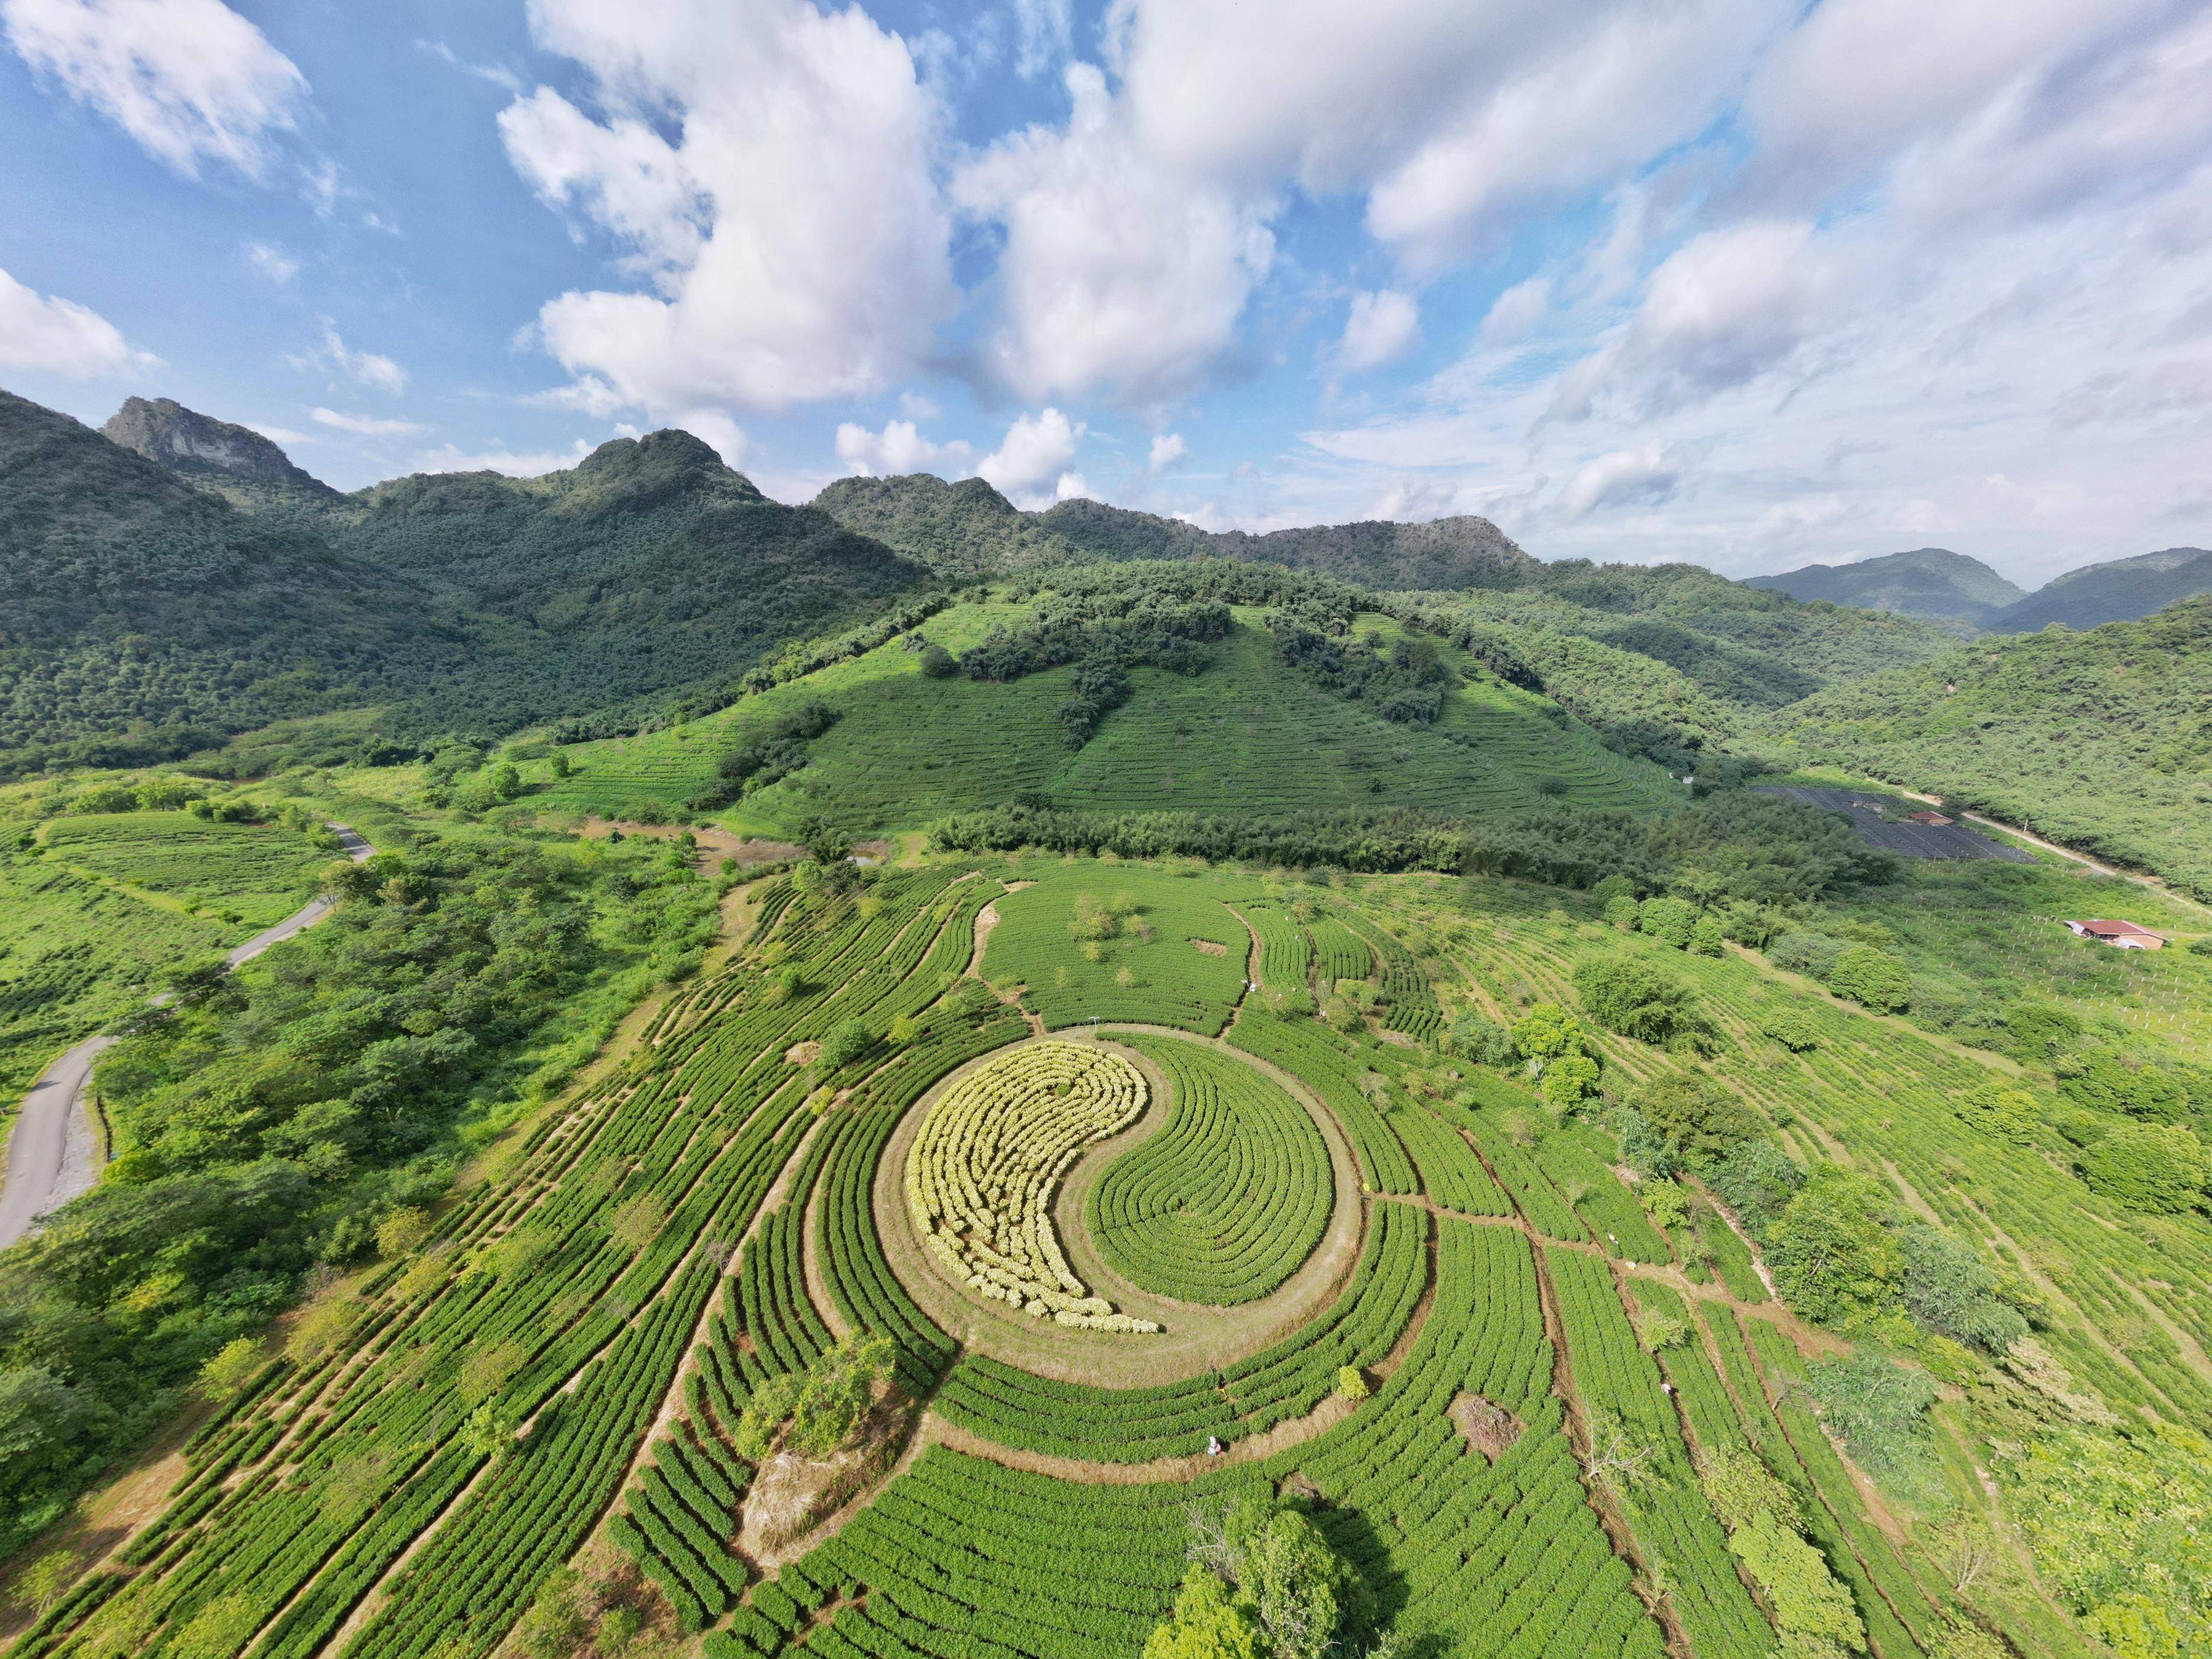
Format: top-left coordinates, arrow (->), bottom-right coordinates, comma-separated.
1337,290 -> 1420,372
1010,0 -> 1072,80
978,407 -> 1085,506
1560,444 -> 1684,517
1553,220 -> 1827,419
1362,0 -> 1779,269
503,0 -> 954,418
0,265 -> 153,376
834,418 -> 973,476
955,63 -> 1273,404
1147,432 -> 1188,473
3,0 -> 307,179
311,408 -> 424,437
1741,0 -> 2166,205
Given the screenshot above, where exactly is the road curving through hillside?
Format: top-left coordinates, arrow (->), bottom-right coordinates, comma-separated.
0,821 -> 375,1250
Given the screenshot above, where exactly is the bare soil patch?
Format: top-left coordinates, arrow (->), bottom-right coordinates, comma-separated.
1191,938 -> 1228,957
785,1040 -> 822,1066
1451,1392 -> 1523,1461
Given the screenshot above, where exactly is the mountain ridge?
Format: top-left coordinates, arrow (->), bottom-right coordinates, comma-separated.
101,395 -> 336,501
1750,543 -> 2212,634
811,470 -> 1537,590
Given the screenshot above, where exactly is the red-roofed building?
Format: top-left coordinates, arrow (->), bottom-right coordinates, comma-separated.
2064,919 -> 2166,950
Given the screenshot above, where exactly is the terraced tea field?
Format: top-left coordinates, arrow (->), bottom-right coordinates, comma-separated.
37,811 -> 330,927
521,604 -> 1672,832
17,851 -> 2187,1659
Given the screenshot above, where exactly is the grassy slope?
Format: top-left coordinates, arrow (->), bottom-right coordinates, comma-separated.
521,602 -> 1674,832
37,811 -> 327,929
1763,596 -> 2212,897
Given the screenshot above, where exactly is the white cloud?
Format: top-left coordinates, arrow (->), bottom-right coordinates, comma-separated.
1337,289 -> 1420,372
834,418 -> 973,476
953,63 -> 1274,404
295,322 -> 408,395
0,266 -> 153,376
244,240 -> 297,283
311,407 -> 424,437
1010,0 -> 1072,80
1553,220 -> 1827,419
1147,432 -> 1188,473
1742,0 -> 2164,205
1560,444 -> 1684,517
1055,472 -> 1089,501
504,0 -> 955,418
246,423 -> 309,444
1362,0 -> 1779,269
1481,276 -> 1550,343
978,406 -> 1085,506
412,438 -> 595,478
3,0 -> 307,179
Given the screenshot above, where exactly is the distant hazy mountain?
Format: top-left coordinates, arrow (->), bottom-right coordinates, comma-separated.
1743,548 -> 2025,631
812,472 -> 1538,590
1991,547 -> 2212,632
1749,543 -> 2212,634
101,395 -> 334,501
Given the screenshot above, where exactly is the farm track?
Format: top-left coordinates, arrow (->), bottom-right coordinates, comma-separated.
0,822 -> 374,1250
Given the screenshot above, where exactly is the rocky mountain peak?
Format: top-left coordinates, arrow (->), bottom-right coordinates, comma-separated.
101,396 -> 333,495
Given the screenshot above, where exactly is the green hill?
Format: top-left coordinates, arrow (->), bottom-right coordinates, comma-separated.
321,431 -> 931,735
2,390 -> 935,769
525,590 -> 1673,835
1745,547 -> 2025,631
1994,546 -> 2212,632
812,471 -> 1539,589
1763,595 -> 2212,895
0,388 -> 463,773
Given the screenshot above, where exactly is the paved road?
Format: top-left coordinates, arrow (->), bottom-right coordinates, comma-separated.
0,821 -> 375,1250
225,823 -> 373,967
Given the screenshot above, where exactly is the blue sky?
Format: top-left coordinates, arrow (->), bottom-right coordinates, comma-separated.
3,0 -> 2208,585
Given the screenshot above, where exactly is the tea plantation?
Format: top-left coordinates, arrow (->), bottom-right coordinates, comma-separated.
6,840 -> 2205,1659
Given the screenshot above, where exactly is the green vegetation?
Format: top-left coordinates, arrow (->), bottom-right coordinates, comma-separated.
37,809 -> 330,928
1766,596 -> 2212,895
0,393 -> 926,776
7,393 -> 2208,1659
981,864 -> 1255,1032
1091,1035 -> 1332,1305
0,825 -> 717,1552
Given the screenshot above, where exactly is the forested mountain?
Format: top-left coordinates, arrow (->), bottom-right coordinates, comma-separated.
1763,595 -> 2212,895
1749,542 -> 2212,634
1991,546 -> 2212,632
811,470 -> 1538,589
0,389 -> 467,774
1745,547 -> 2024,631
320,431 -> 930,735
1,392 -> 932,770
